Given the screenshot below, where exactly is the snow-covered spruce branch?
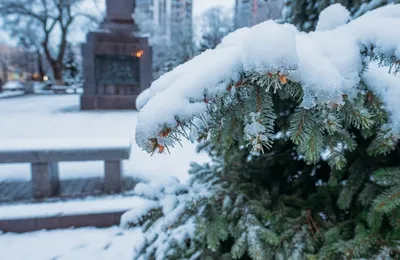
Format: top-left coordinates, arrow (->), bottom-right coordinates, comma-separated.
130,4 -> 400,260
137,66 -> 398,167
136,4 -> 400,159
121,162 -> 225,260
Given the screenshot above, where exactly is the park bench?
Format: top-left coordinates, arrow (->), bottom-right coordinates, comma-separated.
52,85 -> 71,94
52,85 -> 80,94
0,139 -> 131,199
52,86 -> 68,94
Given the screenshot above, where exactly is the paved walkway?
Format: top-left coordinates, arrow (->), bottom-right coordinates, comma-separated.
0,177 -> 137,204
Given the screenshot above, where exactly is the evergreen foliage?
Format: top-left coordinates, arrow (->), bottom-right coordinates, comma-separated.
62,44 -> 81,86
283,0 -> 400,31
125,4 -> 400,260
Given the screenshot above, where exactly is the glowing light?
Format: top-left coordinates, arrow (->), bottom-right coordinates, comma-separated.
43,76 -> 49,81
135,50 -> 144,58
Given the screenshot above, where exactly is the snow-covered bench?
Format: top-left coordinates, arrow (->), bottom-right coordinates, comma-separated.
0,139 -> 131,199
51,85 -> 80,94
52,85 -> 68,94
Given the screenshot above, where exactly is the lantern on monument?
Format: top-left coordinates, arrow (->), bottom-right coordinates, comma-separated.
135,50 -> 144,58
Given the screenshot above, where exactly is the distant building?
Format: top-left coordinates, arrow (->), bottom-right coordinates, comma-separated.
136,0 -> 153,20
234,0 -> 284,29
136,0 -> 193,79
152,0 -> 193,45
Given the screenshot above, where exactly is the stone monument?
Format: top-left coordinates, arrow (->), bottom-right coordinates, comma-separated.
81,0 -> 152,110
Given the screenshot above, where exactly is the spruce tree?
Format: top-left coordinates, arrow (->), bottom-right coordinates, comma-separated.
124,4 -> 400,259
63,44 -> 81,86
283,0 -> 400,31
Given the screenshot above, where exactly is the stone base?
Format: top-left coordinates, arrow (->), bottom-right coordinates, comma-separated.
80,95 -> 138,110
31,162 -> 59,199
104,160 -> 122,193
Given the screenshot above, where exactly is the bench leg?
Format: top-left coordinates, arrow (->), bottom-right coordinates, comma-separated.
104,160 -> 122,193
31,162 -> 59,199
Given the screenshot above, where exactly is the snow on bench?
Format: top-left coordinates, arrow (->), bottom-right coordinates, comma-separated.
0,196 -> 146,220
51,85 -> 80,94
0,139 -> 132,199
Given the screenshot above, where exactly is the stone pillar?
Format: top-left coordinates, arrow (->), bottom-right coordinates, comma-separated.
31,162 -> 59,199
103,0 -> 138,32
80,0 -> 152,110
104,160 -> 122,193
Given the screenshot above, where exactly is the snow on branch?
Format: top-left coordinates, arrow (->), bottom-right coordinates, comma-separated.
135,4 -> 400,153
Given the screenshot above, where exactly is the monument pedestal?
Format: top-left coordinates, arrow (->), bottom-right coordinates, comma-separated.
81,0 -> 152,110
81,94 -> 141,110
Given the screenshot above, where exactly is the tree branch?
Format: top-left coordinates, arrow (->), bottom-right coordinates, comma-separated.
0,3 -> 46,24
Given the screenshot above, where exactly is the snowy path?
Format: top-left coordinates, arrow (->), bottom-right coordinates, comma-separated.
0,95 -> 209,183
0,91 -> 25,99
0,95 -> 208,259
0,226 -> 142,260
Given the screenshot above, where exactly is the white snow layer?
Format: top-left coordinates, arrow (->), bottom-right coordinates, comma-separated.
0,95 -> 210,183
135,88 -> 150,110
120,175 -> 213,260
0,226 -> 142,260
135,4 -> 400,150
0,138 -> 131,152
316,4 -> 351,31
362,63 -> 400,132
0,196 -> 147,220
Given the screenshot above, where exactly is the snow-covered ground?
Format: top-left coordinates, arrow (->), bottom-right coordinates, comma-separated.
0,95 -> 208,259
0,95 -> 208,183
0,90 -> 25,99
0,226 -> 142,260
0,195 -> 147,260
0,196 -> 146,220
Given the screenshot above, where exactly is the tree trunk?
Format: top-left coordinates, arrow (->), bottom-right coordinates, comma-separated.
51,61 -> 64,84
50,27 -> 69,85
2,64 -> 7,83
42,34 -> 64,84
37,50 -> 45,80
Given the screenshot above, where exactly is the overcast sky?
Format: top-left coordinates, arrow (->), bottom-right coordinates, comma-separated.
0,0 -> 235,45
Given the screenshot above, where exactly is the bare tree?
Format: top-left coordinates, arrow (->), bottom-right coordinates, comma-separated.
7,20 -> 47,80
199,7 -> 233,52
0,0 -> 99,83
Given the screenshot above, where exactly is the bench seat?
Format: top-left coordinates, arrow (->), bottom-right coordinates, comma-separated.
0,139 -> 132,199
